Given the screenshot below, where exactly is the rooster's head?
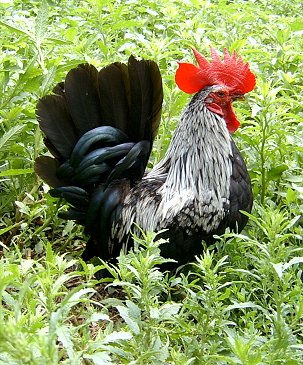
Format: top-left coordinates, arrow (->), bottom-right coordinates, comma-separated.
175,47 -> 256,133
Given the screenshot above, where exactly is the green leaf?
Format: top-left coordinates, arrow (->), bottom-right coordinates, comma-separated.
0,223 -> 19,237
0,168 -> 33,177
272,262 -> 284,280
103,331 -> 132,343
83,352 -> 113,365
284,257 -> 303,271
15,201 -> 30,215
266,164 -> 288,181
158,303 -> 181,320
34,0 -> 49,45
286,187 -> 297,204
116,304 -> 140,335
0,20 -> 32,38
0,125 -> 25,153
56,325 -> 75,360
290,21 -> 303,31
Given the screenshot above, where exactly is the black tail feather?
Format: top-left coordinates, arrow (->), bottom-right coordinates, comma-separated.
64,64 -> 101,135
104,140 -> 151,187
36,95 -> 78,159
98,62 -> 130,132
128,56 -> 162,143
34,156 -> 63,187
36,55 -> 163,188
149,61 -> 163,139
35,55 -> 163,261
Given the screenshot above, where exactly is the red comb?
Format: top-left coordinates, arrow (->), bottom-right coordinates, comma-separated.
175,47 -> 256,94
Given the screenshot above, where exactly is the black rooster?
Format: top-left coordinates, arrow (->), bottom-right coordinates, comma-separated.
35,48 -> 255,266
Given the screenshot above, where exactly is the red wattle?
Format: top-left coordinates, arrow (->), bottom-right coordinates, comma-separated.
207,101 -> 240,134
224,103 -> 240,133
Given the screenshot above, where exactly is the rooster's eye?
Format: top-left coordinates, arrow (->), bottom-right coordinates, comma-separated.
217,91 -> 226,97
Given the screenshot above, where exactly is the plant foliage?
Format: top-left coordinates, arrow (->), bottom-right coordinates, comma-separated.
0,0 -> 303,363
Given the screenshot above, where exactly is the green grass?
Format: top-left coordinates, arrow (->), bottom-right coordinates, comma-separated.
0,0 -> 303,363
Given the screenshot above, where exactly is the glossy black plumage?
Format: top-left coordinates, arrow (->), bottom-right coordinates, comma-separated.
36,56 -> 162,183
225,140 -> 253,232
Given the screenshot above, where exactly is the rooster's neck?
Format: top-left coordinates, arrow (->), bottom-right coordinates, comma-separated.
150,95 -> 233,193
145,98 -> 233,233
170,100 -> 231,156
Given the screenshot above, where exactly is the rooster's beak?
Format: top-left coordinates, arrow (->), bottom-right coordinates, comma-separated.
232,94 -> 245,101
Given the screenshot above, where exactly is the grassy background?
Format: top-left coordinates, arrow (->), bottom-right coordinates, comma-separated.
0,0 -> 303,364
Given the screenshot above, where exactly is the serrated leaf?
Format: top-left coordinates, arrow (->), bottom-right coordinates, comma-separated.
158,303 -> 181,320
46,37 -> 72,45
125,300 -> 141,319
83,352 -> 113,365
52,273 -> 79,293
0,125 -> 25,152
224,301 -> 270,319
286,187 -> 297,204
15,201 -> 30,215
116,305 -> 140,335
62,288 -> 95,306
272,262 -> 284,280
40,66 -> 57,95
89,312 -> 110,323
0,20 -> 32,38
251,104 -> 262,118
35,0 -> 49,44
267,164 -> 288,181
54,287 -> 96,321
150,306 -> 160,319
103,331 -> 132,343
290,21 -> 303,31
56,325 -> 75,359
0,224 -> 17,237
284,257 -> 303,271
2,291 -> 16,307
283,215 -> 301,231
3,105 -> 23,121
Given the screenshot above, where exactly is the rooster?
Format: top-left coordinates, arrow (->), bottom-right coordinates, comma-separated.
35,48 -> 256,267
